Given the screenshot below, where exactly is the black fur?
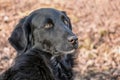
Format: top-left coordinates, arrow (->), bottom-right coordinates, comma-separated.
2,8 -> 78,80
3,48 -> 54,80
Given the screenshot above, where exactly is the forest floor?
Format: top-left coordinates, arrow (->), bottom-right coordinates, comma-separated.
0,0 -> 120,80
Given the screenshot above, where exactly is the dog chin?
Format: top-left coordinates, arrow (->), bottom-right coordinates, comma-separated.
54,49 -> 76,55
61,49 -> 76,54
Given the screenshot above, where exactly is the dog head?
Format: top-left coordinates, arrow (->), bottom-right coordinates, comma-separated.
9,8 -> 78,55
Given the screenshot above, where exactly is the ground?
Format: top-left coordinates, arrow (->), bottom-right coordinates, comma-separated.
0,0 -> 120,80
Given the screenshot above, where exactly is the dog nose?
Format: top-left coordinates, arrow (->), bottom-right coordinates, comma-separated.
68,36 -> 78,45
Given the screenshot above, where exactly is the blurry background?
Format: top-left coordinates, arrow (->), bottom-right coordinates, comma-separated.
0,0 -> 120,79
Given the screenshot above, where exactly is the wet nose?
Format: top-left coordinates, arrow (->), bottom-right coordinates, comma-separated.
68,36 -> 78,45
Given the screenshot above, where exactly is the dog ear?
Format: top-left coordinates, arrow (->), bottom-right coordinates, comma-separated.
61,11 -> 72,30
8,16 -> 32,54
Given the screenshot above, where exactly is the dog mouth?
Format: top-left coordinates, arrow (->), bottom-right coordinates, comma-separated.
59,49 -> 75,54
54,49 -> 76,55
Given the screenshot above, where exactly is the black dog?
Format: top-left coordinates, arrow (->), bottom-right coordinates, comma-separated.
2,8 -> 78,80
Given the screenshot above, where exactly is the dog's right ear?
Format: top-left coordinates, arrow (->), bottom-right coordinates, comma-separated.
8,16 -> 31,54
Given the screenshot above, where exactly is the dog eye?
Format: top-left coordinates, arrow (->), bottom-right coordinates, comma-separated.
62,16 -> 69,26
44,23 -> 53,29
44,19 -> 54,29
63,19 -> 69,25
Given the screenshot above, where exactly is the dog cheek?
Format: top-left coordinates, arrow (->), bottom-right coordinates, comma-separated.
42,40 -> 53,50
